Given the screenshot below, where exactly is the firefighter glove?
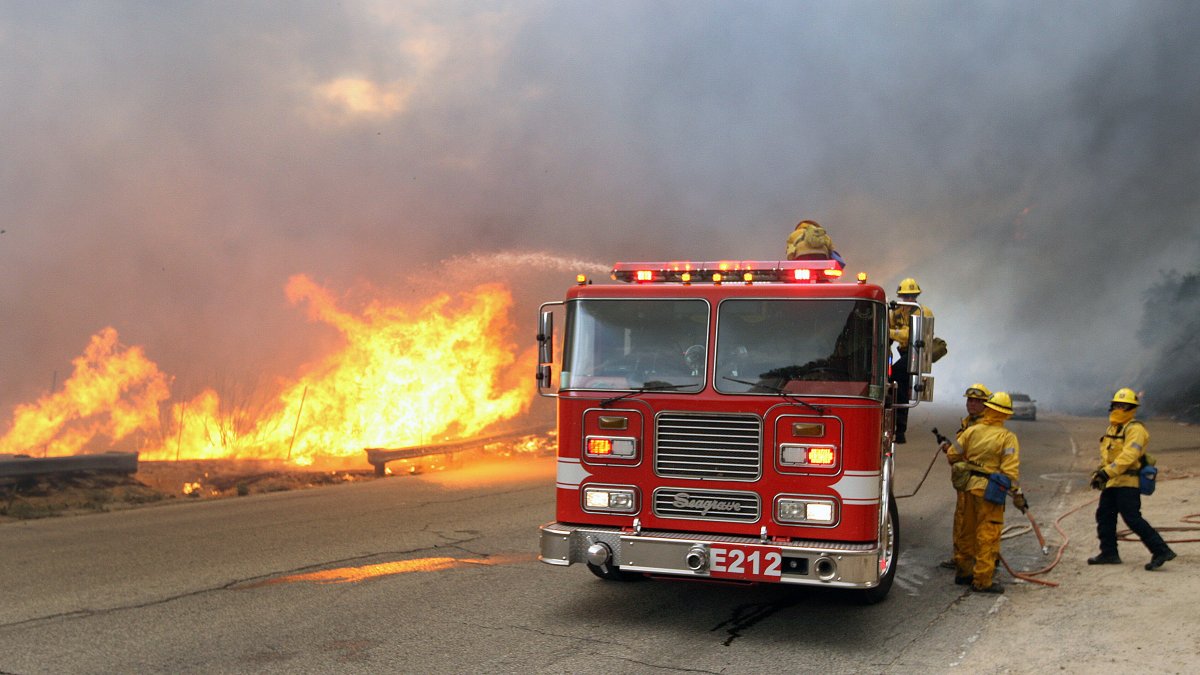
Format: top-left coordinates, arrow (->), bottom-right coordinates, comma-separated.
1012,491 -> 1028,513
1090,469 -> 1107,491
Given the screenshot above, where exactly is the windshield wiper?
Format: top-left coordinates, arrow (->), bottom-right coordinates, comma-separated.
599,382 -> 696,407
722,377 -> 826,415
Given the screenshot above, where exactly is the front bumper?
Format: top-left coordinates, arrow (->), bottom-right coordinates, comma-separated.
539,522 -> 883,588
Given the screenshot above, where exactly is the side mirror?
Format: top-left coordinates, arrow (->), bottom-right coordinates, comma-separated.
909,311 -> 935,375
536,305 -> 559,398
909,309 -> 935,402
538,310 -> 554,367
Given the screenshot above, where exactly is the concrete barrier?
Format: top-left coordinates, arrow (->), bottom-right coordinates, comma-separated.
0,452 -> 139,479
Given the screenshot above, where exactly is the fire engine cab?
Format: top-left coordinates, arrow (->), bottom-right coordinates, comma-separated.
535,259 -> 935,603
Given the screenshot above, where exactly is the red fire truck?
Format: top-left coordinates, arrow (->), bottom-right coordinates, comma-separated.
535,259 -> 935,603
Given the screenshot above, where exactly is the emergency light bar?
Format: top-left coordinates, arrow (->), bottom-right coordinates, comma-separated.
611,260 -> 846,284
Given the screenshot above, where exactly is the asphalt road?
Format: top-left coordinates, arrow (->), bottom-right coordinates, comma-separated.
0,403 -> 1078,674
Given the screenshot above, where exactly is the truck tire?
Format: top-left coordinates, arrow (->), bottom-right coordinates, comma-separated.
587,560 -> 643,582
855,493 -> 899,604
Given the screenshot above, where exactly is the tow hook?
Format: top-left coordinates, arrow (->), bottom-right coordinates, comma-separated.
586,542 -> 613,567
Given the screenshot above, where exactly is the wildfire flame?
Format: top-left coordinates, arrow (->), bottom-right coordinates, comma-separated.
0,275 -> 535,466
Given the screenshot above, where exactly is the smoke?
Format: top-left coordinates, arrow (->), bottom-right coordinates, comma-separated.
1135,269 -> 1200,422
1,1 -> 1197,427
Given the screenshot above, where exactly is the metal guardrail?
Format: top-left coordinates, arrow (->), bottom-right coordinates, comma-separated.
365,426 -> 552,476
0,452 -> 139,479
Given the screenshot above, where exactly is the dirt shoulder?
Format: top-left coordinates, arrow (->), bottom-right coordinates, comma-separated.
966,416 -> 1200,674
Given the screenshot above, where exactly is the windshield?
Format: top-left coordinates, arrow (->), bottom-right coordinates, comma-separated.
715,299 -> 883,398
561,299 -> 709,391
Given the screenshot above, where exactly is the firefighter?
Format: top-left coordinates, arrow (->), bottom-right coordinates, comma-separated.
785,219 -> 846,268
887,278 -> 932,443
1087,388 -> 1176,570
940,383 -> 992,571
954,391 -> 1024,593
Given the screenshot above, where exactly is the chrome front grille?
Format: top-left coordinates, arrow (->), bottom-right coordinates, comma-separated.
654,412 -> 762,480
653,487 -> 761,522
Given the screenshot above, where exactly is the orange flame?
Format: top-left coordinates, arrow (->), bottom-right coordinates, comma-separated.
0,327 -> 169,457
0,276 -> 535,466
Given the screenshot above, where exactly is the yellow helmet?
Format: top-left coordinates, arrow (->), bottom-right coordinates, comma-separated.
984,391 -> 1013,415
897,278 -> 922,295
963,383 -> 992,400
1112,388 -> 1140,406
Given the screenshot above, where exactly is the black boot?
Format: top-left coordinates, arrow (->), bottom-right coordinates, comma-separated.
1145,548 -> 1177,570
1087,553 -> 1121,565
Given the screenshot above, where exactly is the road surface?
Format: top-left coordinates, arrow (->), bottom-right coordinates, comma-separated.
0,404 -> 1087,673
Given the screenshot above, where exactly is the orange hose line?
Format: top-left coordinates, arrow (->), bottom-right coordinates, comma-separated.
903,440 -> 1199,585
998,498 -> 1094,588
1004,471 -> 1200,586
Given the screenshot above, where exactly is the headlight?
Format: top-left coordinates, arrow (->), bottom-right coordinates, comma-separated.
582,486 -> 639,513
776,497 -> 838,525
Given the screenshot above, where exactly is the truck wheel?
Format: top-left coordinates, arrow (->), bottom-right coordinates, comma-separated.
855,493 -> 899,604
586,560 -> 642,582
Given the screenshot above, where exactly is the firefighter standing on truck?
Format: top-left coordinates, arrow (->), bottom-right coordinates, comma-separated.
1087,388 -> 1176,570
940,383 -> 993,570
785,219 -> 846,268
888,278 -> 931,443
954,391 -> 1025,593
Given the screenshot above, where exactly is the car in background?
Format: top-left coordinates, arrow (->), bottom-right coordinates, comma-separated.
1010,392 -> 1037,420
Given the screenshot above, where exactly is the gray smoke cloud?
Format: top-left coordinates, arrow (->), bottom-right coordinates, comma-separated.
1137,271 -> 1200,421
1,1 -> 1197,425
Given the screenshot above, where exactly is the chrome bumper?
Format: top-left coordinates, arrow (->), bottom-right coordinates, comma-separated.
539,522 -> 883,588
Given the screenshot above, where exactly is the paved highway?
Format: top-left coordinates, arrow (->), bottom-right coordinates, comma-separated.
0,403 -> 1081,673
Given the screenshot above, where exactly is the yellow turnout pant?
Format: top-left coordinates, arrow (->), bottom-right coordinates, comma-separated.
954,491 -> 1005,587
951,490 -> 966,562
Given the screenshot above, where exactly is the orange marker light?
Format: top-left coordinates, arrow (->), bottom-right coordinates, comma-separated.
587,438 -> 613,455
808,447 -> 835,465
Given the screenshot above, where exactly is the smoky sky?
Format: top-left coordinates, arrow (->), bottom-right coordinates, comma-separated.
1,1 -> 1197,421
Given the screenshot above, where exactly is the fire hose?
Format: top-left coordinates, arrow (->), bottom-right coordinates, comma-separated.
999,471 -> 1200,587
893,431 -> 945,499
898,430 -> 1200,588
894,426 -> 972,499
900,428 -> 1059,583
